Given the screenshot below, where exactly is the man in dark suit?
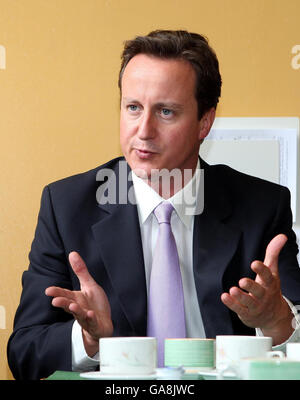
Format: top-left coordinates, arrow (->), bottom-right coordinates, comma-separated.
7,30 -> 300,380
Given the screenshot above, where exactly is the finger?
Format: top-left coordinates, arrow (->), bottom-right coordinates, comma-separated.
58,300 -> 91,324
68,301 -> 85,316
221,292 -> 248,316
69,304 -> 98,333
69,251 -> 96,288
239,278 -> 265,299
45,286 -> 75,299
251,261 -> 274,287
229,286 -> 258,310
69,304 -> 97,326
263,234 -> 287,272
51,297 -> 74,313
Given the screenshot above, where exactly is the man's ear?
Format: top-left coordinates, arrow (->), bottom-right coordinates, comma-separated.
198,108 -> 216,141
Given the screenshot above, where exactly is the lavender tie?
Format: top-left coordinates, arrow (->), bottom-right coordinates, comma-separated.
147,201 -> 186,367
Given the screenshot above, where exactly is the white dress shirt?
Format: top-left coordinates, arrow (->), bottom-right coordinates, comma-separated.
132,160 -> 205,338
71,160 -> 300,371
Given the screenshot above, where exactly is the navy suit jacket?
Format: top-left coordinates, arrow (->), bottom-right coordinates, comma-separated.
7,157 -> 300,379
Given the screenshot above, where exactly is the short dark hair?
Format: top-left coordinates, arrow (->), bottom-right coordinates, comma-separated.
118,29 -> 222,119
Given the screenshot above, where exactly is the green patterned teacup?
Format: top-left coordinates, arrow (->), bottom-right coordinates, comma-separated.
164,338 -> 215,370
239,358 -> 300,380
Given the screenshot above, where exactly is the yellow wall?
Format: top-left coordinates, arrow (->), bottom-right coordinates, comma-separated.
0,0 -> 299,379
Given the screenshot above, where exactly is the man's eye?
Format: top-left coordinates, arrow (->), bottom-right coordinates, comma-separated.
128,105 -> 139,112
161,108 -> 173,117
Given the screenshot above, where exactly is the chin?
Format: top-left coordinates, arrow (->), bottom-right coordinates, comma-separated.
132,168 -> 150,180
127,158 -> 154,177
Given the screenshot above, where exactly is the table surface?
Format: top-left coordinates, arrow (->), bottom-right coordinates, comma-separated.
46,371 -> 86,380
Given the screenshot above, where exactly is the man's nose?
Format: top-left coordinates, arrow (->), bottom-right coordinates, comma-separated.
137,111 -> 156,140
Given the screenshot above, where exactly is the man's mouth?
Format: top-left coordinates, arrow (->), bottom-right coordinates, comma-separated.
134,148 -> 157,159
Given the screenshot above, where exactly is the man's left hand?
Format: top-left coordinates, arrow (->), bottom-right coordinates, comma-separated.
221,234 -> 294,345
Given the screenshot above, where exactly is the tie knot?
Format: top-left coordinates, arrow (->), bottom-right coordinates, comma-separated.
154,201 -> 174,224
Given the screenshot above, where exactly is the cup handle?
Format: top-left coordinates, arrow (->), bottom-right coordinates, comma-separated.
217,365 -> 239,380
266,350 -> 285,358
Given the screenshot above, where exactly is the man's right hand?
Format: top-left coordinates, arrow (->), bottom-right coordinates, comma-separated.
45,251 -> 113,357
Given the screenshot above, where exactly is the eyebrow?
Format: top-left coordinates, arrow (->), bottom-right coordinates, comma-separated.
156,102 -> 184,111
121,97 -> 139,104
122,97 -> 184,111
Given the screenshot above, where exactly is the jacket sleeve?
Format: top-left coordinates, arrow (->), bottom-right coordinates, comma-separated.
7,185 -> 75,380
267,186 -> 300,305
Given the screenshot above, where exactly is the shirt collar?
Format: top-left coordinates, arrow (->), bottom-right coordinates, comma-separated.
132,159 -> 201,229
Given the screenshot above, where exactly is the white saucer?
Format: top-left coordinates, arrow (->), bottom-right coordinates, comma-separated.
184,367 -> 215,373
80,371 -> 157,380
198,369 -> 238,380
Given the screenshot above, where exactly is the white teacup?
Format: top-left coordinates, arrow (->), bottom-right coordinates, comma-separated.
216,335 -> 277,371
99,337 -> 157,375
286,343 -> 300,360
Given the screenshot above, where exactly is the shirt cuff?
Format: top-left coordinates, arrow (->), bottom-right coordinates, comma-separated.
255,296 -> 300,352
71,319 -> 99,371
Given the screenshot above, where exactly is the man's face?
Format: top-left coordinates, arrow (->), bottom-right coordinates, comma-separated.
120,54 -> 212,180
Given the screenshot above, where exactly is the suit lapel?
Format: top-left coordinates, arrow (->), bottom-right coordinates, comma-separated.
92,161 -> 147,335
193,160 -> 242,337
